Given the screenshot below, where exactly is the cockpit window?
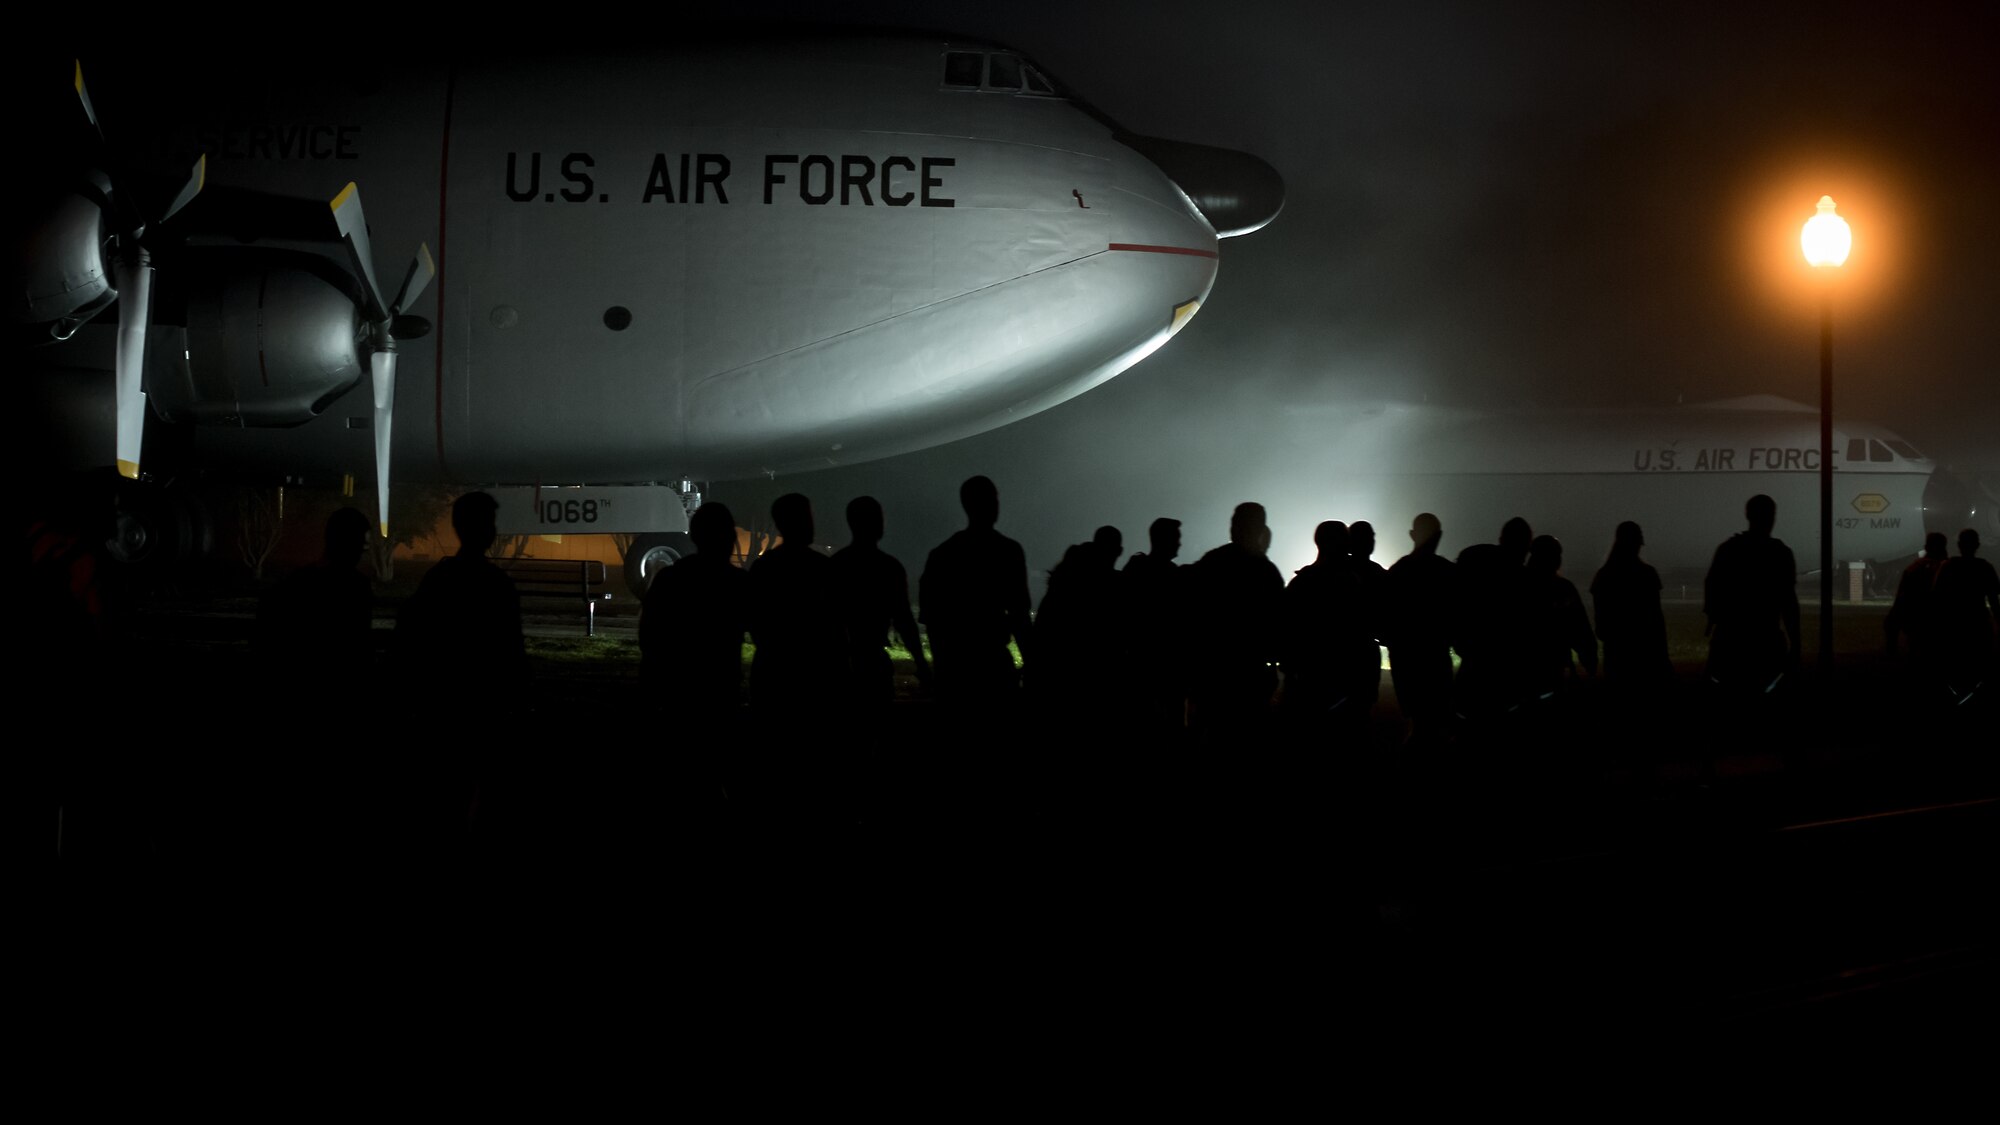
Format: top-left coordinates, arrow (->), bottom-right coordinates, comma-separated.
942,50 -> 1065,97
943,52 -> 984,88
987,54 -> 1022,90
1847,438 -> 1867,464
1869,439 -> 1894,462
1886,440 -> 1922,460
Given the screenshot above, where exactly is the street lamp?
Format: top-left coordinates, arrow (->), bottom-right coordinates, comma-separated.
1802,195 -> 1851,677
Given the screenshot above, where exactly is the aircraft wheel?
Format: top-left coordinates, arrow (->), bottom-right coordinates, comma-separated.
624,532 -> 695,597
109,480 -> 215,571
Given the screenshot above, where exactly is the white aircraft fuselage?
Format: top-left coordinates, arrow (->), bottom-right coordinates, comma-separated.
27,36 -> 1274,502
1270,396 -> 1936,579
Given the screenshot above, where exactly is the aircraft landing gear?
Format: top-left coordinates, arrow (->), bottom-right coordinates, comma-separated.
109,478 -> 215,573
623,531 -> 696,598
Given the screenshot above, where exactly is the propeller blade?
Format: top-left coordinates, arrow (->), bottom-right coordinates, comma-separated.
74,60 -> 101,135
389,243 -> 435,317
153,154 -> 206,225
329,182 -> 389,322
371,350 -> 396,539
73,60 -> 144,236
111,253 -> 154,479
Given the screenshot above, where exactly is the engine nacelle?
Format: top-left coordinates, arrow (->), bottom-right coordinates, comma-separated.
148,248 -> 365,427
11,177 -> 116,332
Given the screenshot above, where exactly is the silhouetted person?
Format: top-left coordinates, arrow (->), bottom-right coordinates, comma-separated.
1933,528 -> 2000,694
1385,513 -> 1458,744
1035,524 -> 1127,711
919,476 -> 1033,712
1523,535 -> 1597,698
257,506 -> 375,686
1590,521 -> 1672,688
1125,517 -> 1181,579
245,508 -> 372,872
640,502 -> 750,721
397,490 -> 527,699
1284,521 -> 1364,740
1093,525 -> 1124,567
1347,520 -> 1389,726
1030,539 -> 1101,719
1187,502 -> 1284,737
1884,531 -> 1949,681
1122,516 -> 1186,731
26,473 -> 136,865
393,490 -> 524,857
748,493 -> 842,718
829,495 -> 931,708
1454,516 -> 1535,718
26,473 -> 129,689
1702,494 -> 1800,693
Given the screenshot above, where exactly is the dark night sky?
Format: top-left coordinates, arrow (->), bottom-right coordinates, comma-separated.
702,1 -> 1998,579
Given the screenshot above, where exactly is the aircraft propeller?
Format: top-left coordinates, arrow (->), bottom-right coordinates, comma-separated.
328,181 -> 433,541
72,60 -> 207,480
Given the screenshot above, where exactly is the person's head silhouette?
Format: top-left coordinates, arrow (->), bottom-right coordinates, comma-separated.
772,493 -> 815,548
1229,502 -> 1269,553
1500,517 -> 1533,562
1922,531 -> 1948,559
1960,528 -> 1982,557
1092,525 -> 1122,568
1528,533 -> 1563,573
324,507 -> 369,569
1612,520 -> 1645,560
453,491 -> 500,557
1746,494 -> 1777,536
1053,540 -> 1092,580
847,496 -> 885,546
690,502 -> 736,556
1314,520 -> 1349,561
1147,517 -> 1181,562
960,476 -> 999,529
1349,520 -> 1376,561
1410,512 -> 1443,553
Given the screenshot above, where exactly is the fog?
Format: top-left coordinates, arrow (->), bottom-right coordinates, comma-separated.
705,2 -> 1997,595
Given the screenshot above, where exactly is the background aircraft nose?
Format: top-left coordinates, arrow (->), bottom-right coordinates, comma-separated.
1117,133 -> 1285,237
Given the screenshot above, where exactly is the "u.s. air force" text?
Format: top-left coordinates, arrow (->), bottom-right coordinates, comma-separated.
504,152 -> 955,207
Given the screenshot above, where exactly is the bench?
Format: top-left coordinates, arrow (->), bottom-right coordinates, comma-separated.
495,558 -> 613,636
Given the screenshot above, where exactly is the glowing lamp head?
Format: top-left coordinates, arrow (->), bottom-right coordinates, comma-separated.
1802,195 -> 1852,268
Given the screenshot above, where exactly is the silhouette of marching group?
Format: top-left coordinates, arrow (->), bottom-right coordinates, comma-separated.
630,477 -> 2000,753
31,474 -> 1997,872
243,478 -> 2000,755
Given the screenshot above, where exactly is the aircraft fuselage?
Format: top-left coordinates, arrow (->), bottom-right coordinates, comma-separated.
78,38 -> 1235,489
1268,397 -> 1937,578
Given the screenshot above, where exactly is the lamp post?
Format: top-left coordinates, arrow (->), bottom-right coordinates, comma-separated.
1802,195 -> 1851,677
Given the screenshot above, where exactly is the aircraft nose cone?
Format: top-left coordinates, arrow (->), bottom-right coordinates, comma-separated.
1117,133 -> 1284,237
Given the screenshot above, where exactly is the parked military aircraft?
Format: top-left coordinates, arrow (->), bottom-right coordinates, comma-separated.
1266,394 -> 1938,589
14,35 -> 1282,591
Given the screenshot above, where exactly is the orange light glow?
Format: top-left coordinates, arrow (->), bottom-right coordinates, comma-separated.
1732,152 -> 1902,321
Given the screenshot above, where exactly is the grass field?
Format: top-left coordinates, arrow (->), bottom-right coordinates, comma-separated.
523,601 -> 1899,683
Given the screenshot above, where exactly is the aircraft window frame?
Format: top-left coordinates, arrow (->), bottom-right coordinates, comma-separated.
941,50 -> 1066,97
1869,439 -> 1894,462
942,51 -> 984,88
986,53 -> 1023,91
1886,439 -> 1922,460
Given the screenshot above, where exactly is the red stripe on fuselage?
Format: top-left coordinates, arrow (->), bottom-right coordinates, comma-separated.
1108,242 -> 1219,258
